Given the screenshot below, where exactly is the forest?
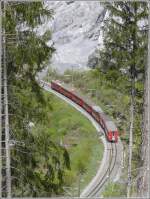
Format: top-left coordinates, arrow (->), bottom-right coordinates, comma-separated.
0,1 -> 148,197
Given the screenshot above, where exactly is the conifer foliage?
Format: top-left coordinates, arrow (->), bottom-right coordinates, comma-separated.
100,2 -> 148,74
99,1 -> 148,196
3,2 -> 70,197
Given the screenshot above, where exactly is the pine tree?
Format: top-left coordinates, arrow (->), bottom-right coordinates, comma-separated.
100,2 -> 147,74
3,2 -> 70,196
99,2 -> 148,196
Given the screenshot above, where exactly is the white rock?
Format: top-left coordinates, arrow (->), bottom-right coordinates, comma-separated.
39,1 -> 105,74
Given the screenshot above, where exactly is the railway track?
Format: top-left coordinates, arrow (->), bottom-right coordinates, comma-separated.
85,143 -> 117,197
40,80 -> 123,197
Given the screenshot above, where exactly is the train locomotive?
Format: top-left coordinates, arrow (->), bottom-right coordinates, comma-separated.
51,81 -> 118,143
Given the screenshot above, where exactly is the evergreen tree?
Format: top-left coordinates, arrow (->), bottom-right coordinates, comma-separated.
99,1 -> 148,196
3,2 -> 70,197
100,2 -> 148,75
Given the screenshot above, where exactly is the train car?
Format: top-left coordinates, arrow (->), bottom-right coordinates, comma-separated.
105,121 -> 118,142
51,81 -> 61,91
82,102 -> 92,114
51,81 -> 83,106
61,87 -> 73,99
51,81 -> 118,142
71,94 -> 83,106
91,110 -> 100,123
51,81 -> 71,98
92,106 -> 106,130
92,106 -> 118,142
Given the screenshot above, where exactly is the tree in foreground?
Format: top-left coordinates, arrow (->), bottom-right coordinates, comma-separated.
99,1 -> 148,196
3,2 -> 70,197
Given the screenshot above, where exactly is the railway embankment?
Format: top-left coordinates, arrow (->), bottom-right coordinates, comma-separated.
44,68 -> 140,197
41,81 -> 104,196
41,80 -> 123,197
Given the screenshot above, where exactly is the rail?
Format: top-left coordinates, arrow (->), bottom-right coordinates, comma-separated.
40,80 -> 122,197
85,143 -> 117,197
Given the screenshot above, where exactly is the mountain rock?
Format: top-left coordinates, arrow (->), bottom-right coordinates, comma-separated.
39,1 -> 105,74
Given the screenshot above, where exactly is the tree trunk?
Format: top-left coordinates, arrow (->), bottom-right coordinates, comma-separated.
137,5 -> 150,194
127,77 -> 135,197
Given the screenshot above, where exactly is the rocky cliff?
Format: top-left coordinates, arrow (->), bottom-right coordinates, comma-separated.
39,1 -> 105,74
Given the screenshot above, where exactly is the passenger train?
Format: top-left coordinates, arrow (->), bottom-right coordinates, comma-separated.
50,80 -> 119,142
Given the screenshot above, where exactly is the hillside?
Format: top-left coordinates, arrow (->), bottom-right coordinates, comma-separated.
45,67 -> 144,197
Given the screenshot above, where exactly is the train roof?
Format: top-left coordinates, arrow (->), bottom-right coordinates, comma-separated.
92,106 -> 118,131
52,80 -> 62,86
53,81 -> 94,106
105,121 -> 117,131
92,106 -> 103,113
51,80 -> 118,132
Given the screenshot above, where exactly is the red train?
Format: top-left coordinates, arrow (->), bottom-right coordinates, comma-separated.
51,81 -> 118,142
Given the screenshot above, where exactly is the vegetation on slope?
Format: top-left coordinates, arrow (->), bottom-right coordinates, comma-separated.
47,93 -> 104,196
3,1 -> 147,197
45,64 -> 145,196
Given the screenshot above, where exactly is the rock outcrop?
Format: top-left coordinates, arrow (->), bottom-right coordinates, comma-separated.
39,1 -> 105,73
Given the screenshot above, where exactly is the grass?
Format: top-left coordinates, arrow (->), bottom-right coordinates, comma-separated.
45,68 -> 144,197
44,91 -> 104,196
80,142 -> 103,190
102,182 -> 126,197
45,68 -> 130,139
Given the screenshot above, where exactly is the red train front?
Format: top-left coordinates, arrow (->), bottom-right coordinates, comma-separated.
105,121 -> 118,142
107,131 -> 118,142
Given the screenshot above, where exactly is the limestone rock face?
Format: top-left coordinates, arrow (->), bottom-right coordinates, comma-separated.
40,1 -> 105,73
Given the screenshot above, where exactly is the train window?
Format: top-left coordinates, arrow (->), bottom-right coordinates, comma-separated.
77,98 -> 82,105
53,85 -> 59,90
73,95 -> 80,103
72,95 -> 77,101
100,118 -> 106,130
69,94 -> 82,106
53,83 -> 60,90
62,88 -> 70,97
83,103 -> 91,112
92,111 -> 99,122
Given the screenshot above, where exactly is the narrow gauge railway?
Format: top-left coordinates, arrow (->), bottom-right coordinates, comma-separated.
85,143 -> 117,197
51,80 -> 119,143
40,79 -> 122,197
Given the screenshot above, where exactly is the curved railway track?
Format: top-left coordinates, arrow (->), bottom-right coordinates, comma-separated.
40,80 -> 123,197
86,143 -> 117,197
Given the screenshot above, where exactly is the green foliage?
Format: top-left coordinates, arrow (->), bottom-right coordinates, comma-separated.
5,2 -> 53,29
49,67 -> 144,196
99,3 -> 147,194
3,2 -> 68,197
102,182 -> 126,197
45,2 -> 147,196
47,94 -> 104,196
100,2 -> 148,74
